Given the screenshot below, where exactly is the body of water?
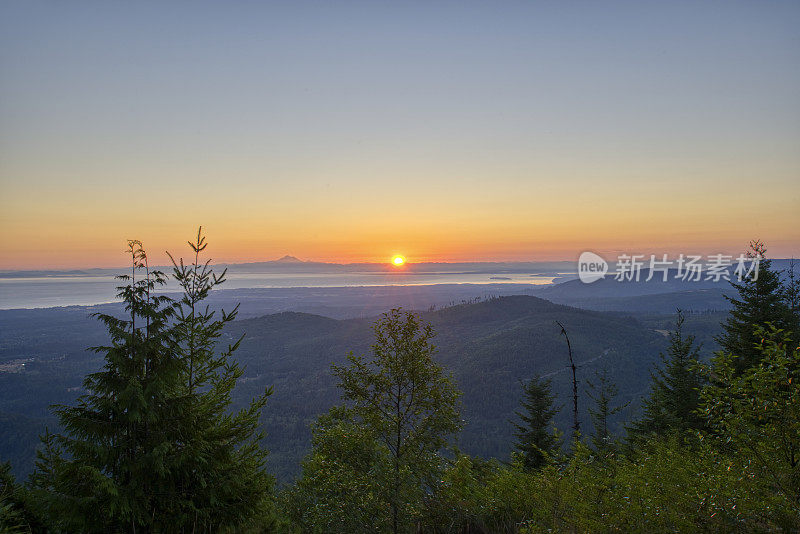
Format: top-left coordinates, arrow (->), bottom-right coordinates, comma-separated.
0,269 -> 568,310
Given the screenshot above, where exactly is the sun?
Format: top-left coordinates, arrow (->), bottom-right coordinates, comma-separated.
391,255 -> 406,267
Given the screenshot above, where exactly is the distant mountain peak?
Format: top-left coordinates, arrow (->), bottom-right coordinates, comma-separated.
274,255 -> 304,263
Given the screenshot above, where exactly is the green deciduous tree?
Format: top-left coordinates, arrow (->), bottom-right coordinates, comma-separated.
283,410 -> 391,533
512,375 -> 560,470
628,310 -> 705,441
308,308 -> 462,534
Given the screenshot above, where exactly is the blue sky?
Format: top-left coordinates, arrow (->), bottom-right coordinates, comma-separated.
1,1 -> 798,267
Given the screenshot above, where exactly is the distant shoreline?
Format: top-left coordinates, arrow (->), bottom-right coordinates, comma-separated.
0,279 -> 569,313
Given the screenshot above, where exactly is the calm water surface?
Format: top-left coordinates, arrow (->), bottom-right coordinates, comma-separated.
0,270 -> 561,309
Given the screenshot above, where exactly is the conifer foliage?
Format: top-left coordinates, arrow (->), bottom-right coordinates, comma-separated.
701,326 -> 800,511
30,230 -> 274,533
628,310 -> 705,440
166,228 -> 275,531
512,375 -> 560,470
585,368 -> 628,455
717,240 -> 795,373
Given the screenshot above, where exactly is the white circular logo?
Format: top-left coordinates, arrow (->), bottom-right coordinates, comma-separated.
578,251 -> 608,284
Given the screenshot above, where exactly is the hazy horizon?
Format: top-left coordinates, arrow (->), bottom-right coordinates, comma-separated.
3,252 -> 798,275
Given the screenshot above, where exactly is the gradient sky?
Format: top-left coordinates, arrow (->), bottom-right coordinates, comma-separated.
1,1 -> 799,269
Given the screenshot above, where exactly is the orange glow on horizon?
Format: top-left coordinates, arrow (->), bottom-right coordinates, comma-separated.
1,3 -> 799,271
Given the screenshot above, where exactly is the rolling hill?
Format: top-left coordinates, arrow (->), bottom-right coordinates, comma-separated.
1,295 -> 723,483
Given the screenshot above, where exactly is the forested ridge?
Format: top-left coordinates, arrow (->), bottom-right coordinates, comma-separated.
1,290 -> 680,483
1,237 -> 798,532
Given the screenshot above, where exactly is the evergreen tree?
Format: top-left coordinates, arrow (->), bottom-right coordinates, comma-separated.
0,461 -> 34,533
717,240 -> 794,373
785,258 -> 800,341
330,309 -> 462,534
165,228 -> 275,531
585,368 -> 628,456
31,232 -> 274,532
512,375 -> 560,470
31,240 -> 182,531
701,326 -> 800,509
628,310 -> 705,441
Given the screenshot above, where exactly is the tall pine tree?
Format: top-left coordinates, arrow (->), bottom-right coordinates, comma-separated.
165,228 -> 275,531
628,310 -> 705,441
585,368 -> 628,456
31,240 -> 182,531
785,258 -> 800,341
31,232 -> 274,533
512,376 -> 560,470
717,240 -> 794,374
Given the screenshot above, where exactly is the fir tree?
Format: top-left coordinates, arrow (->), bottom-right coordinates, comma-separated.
717,240 -> 794,374
628,310 -> 705,441
31,240 -> 182,531
31,232 -> 274,533
512,375 -> 560,470
0,461 -> 34,533
585,368 -> 628,456
700,326 -> 800,508
165,228 -> 275,531
785,258 -> 800,341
